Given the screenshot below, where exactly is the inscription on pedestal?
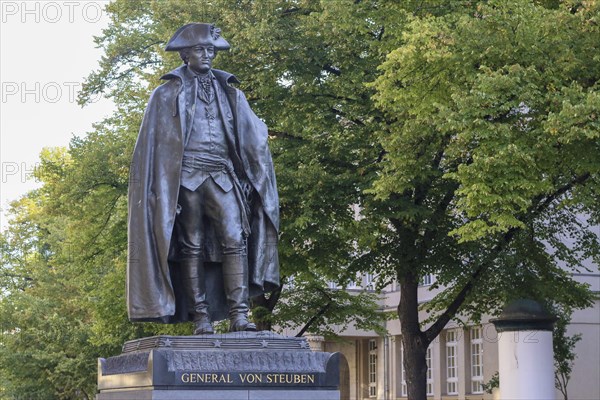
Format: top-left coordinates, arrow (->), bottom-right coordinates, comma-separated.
168,349 -> 329,372
179,372 -> 317,385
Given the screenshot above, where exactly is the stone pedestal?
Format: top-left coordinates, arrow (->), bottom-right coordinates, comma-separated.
491,299 -> 557,400
97,332 -> 341,400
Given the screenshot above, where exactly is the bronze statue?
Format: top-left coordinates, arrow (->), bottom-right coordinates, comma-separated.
127,23 -> 279,334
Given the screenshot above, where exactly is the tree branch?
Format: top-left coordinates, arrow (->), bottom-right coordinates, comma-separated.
403,172 -> 591,343
375,26 -> 385,41
82,194 -> 122,252
268,130 -> 305,141
323,64 -> 341,76
424,265 -> 482,343
531,172 -> 591,215
281,7 -> 312,16
266,284 -> 283,310
295,285 -> 335,337
331,107 -> 366,126
0,271 -> 33,282
424,227 -> 518,343
375,149 -> 387,163
295,301 -> 332,337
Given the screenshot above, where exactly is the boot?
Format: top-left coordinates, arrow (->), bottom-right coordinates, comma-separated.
222,254 -> 256,332
180,258 -> 214,335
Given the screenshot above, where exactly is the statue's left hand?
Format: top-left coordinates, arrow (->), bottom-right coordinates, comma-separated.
241,180 -> 254,213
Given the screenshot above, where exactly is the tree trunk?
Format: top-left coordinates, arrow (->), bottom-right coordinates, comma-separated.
254,313 -> 272,331
399,275 -> 430,400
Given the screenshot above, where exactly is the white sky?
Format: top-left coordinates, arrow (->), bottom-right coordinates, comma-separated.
0,0 -> 115,230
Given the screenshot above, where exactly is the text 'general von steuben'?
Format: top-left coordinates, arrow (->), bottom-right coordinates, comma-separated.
180,372 -> 316,384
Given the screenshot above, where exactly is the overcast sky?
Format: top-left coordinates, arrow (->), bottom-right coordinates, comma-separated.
0,0 -> 115,229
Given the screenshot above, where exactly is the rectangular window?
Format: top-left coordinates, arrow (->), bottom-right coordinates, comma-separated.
446,330 -> 458,395
328,280 -> 338,289
347,274 -> 359,289
420,274 -> 434,286
286,275 -> 295,289
426,347 -> 434,396
369,339 -> 377,397
400,344 -> 407,397
365,273 -> 375,290
470,326 -> 484,394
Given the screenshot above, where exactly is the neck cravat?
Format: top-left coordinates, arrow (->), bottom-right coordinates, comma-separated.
197,75 -> 214,104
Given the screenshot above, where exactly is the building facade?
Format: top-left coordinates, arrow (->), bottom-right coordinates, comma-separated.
284,271 -> 600,400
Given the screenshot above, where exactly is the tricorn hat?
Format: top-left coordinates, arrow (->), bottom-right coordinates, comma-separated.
165,23 -> 230,51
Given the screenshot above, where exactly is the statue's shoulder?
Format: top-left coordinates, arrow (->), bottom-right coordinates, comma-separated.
147,73 -> 183,104
212,69 -> 241,89
160,65 -> 186,81
155,66 -> 187,91
155,78 -> 181,94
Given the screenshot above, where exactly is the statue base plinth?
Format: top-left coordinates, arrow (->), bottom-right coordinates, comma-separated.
97,332 -> 341,400
97,389 -> 339,400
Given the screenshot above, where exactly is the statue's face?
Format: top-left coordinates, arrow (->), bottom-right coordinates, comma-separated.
187,44 -> 215,74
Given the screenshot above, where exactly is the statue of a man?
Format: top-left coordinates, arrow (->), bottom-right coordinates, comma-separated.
127,23 -> 280,334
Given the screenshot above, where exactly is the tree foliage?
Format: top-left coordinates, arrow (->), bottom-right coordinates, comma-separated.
553,305 -> 583,400
1,1 -> 599,399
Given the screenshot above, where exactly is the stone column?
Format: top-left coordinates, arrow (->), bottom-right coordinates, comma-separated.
305,334 -> 326,351
491,299 -> 557,400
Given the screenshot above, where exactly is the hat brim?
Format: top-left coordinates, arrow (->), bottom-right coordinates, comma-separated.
165,38 -> 230,51
164,23 -> 230,51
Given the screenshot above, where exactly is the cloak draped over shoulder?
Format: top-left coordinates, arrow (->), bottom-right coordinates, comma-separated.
127,66 -> 279,323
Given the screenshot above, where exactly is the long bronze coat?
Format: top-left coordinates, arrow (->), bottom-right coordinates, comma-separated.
127,66 -> 279,323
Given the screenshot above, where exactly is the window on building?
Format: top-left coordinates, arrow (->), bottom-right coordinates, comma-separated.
400,344 -> 407,397
426,347 -> 434,396
446,330 -> 459,395
286,275 -> 295,289
470,326 -> 484,394
420,274 -> 434,286
328,280 -> 338,289
369,339 -> 377,397
365,273 -> 375,290
347,274 -> 359,289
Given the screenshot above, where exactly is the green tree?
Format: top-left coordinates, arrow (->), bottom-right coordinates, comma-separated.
0,150 -> 98,399
370,1 -> 599,397
553,305 -> 583,400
